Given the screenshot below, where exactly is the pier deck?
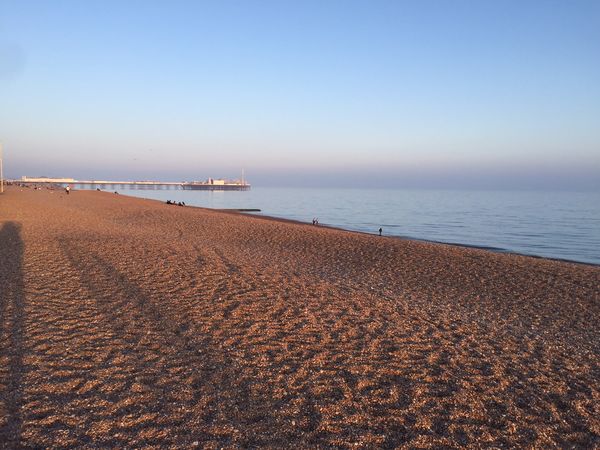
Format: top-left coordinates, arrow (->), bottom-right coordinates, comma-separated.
14,178 -> 250,191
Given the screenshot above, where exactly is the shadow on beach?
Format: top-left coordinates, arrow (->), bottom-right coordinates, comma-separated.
56,238 -> 295,447
0,222 -> 26,446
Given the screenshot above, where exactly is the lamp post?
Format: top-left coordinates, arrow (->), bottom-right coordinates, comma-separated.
0,143 -> 3,194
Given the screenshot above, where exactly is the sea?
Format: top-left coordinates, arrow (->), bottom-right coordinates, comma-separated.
106,186 -> 600,266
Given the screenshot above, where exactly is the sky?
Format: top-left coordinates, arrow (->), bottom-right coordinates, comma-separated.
1,0 -> 599,189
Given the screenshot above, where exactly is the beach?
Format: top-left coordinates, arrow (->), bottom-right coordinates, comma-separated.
1,186 -> 599,448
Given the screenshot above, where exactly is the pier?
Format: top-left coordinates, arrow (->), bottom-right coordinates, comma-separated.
16,177 -> 250,191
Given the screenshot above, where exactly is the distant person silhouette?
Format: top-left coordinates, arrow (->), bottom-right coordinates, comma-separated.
379,227 -> 382,236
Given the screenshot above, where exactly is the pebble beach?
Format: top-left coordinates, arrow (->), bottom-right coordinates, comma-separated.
1,186 -> 599,448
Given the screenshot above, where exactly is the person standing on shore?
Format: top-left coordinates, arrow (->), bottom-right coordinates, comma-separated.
379,227 -> 382,236
65,186 -> 70,195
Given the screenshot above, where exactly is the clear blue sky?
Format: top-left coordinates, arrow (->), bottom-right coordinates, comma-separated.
1,0 -> 599,189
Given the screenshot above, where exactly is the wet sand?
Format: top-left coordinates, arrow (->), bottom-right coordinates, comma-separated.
1,186 -> 599,448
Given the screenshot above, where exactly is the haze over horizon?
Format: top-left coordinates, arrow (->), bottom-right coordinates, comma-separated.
1,1 -> 599,190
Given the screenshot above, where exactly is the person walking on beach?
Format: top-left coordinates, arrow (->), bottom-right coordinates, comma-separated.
65,186 -> 70,195
379,227 -> 382,236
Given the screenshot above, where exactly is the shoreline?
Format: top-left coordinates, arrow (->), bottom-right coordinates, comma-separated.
246,210 -> 600,268
20,184 -> 595,266
188,201 -> 598,268
108,188 -> 600,268
1,185 -> 599,448
5,184 -> 599,267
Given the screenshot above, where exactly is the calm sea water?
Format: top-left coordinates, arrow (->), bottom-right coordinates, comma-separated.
108,187 -> 600,265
